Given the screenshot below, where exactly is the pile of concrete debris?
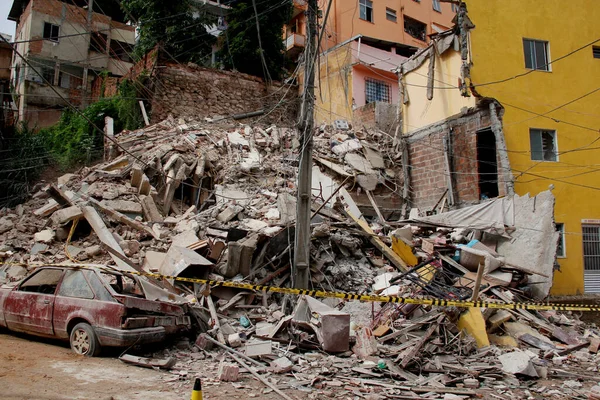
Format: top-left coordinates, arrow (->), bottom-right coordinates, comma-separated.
1,115 -> 599,399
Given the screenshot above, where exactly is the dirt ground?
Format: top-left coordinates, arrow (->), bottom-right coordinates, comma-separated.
0,330 -> 303,400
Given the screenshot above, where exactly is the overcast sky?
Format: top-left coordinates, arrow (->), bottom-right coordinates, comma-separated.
0,1 -> 16,39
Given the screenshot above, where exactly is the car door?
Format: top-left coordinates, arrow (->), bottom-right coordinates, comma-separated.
53,269 -> 125,339
4,268 -> 64,336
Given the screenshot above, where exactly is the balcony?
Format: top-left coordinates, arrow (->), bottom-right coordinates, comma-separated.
284,33 -> 306,60
292,0 -> 307,18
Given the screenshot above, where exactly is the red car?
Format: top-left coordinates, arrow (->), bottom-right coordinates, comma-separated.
0,265 -> 190,356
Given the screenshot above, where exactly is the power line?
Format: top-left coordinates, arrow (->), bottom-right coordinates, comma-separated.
473,37 -> 600,88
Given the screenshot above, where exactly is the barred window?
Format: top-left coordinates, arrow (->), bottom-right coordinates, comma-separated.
365,78 -> 391,104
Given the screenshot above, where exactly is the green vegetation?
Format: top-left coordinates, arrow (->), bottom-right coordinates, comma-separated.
120,0 -> 216,64
0,78 -> 146,208
219,0 -> 292,80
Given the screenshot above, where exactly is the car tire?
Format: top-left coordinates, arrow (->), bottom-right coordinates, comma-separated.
70,322 -> 101,357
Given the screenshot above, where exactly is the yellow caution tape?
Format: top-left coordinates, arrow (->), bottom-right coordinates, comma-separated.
1,261 -> 599,312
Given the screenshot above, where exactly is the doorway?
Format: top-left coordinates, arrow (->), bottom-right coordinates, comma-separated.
476,129 -> 499,199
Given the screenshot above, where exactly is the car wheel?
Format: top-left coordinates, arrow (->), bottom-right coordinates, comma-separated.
70,323 -> 101,357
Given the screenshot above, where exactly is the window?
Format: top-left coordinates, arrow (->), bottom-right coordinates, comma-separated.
452,3 -> 459,12
523,39 -> 550,71
58,270 -> 94,299
40,66 -> 55,85
43,22 -> 60,42
593,46 -> 600,59
89,32 -> 107,53
365,78 -> 391,103
433,0 -> 442,12
58,72 -> 70,89
110,40 -> 134,63
386,8 -> 397,22
19,269 -> 63,294
556,223 -> 565,258
529,129 -> 557,162
359,0 -> 373,23
404,16 -> 427,42
583,224 -> 600,273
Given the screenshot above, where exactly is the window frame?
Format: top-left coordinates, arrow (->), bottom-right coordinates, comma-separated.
386,8 -> 397,23
556,223 -> 566,258
18,268 -> 64,294
529,128 -> 558,162
523,38 -> 551,72
43,22 -> 60,43
432,0 -> 442,13
403,15 -> 427,42
57,269 -> 95,300
359,0 -> 374,23
365,77 -> 391,104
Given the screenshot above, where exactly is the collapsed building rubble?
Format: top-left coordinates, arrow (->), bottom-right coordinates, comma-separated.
1,115 -> 599,399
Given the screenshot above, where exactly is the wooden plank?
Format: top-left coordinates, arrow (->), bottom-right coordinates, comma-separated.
81,206 -> 132,272
139,100 -> 150,126
366,190 -> 386,223
351,213 -> 408,272
85,196 -> 158,239
400,315 -> 444,368
378,312 -> 440,343
47,185 -> 72,207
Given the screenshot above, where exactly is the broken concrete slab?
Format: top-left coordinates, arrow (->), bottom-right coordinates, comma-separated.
51,206 -> 83,225
159,245 -> 212,278
217,205 -> 243,223
171,230 -> 200,248
217,362 -> 239,382
143,251 -> 167,273
498,350 -> 538,377
34,229 -> 55,244
293,295 -> 350,353
100,200 -> 143,215
344,153 -> 377,175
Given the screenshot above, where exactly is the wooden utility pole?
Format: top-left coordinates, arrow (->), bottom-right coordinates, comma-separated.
293,0 -> 318,289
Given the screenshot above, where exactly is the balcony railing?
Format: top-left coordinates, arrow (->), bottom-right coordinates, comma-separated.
284,33 -> 306,51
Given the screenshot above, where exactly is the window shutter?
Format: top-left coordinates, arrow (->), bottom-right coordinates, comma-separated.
534,41 -> 547,70
529,130 -> 544,160
523,39 -> 534,69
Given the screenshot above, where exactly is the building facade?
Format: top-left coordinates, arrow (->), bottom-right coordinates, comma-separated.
400,1 -> 600,296
289,0 -> 455,128
8,0 -> 136,128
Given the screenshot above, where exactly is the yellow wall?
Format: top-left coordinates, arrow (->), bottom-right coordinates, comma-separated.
402,49 -> 476,134
313,44 -> 355,125
465,0 -> 600,295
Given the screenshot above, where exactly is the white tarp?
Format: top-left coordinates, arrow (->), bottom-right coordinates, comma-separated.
407,191 -> 558,299
411,196 -> 515,237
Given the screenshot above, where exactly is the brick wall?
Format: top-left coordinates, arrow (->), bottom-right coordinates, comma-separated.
353,101 -> 398,133
150,62 -> 297,124
90,47 -> 297,125
406,105 -> 502,210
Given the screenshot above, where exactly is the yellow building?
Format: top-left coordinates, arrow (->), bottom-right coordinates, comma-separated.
400,1 -> 600,295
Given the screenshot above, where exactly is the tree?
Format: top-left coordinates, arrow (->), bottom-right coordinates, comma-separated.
120,0 -> 217,64
219,0 -> 292,80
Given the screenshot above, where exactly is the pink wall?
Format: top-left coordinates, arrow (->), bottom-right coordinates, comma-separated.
350,41 -> 402,108
352,64 -> 399,108
351,40 -> 407,72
